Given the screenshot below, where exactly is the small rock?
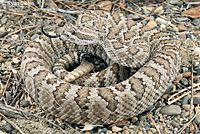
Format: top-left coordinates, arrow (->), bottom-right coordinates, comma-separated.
180,78 -> 189,86
194,130 -> 200,134
16,46 -> 23,53
20,100 -> 30,107
190,97 -> 200,105
146,20 -> 157,29
142,127 -> 147,134
160,105 -> 181,115
171,121 -> 180,129
5,91 -> 12,102
101,128 -> 107,133
12,57 -> 20,64
154,6 -> 163,13
147,131 -> 153,134
143,6 -> 153,14
1,120 -> 7,125
144,126 -> 150,131
112,126 -> 122,132
166,0 -> 180,4
85,131 -> 91,134
3,124 -> 12,133
0,56 -> 3,63
150,128 -> 157,133
1,16 -> 8,24
178,24 -> 187,31
182,104 -> 194,111
128,14 -> 141,20
60,124 -> 65,129
195,116 -> 200,125
106,130 -> 112,134
155,17 -> 171,25
122,130 -> 130,134
0,27 -> 7,37
181,111 -> 190,118
0,26 -> 6,33
31,34 -> 40,41
131,117 -> 138,123
11,34 -> 19,40
138,131 -> 143,134
18,32 -> 25,37
157,9 -> 164,14
165,83 -> 174,93
182,67 -> 189,73
196,69 -> 200,76
182,96 -> 189,105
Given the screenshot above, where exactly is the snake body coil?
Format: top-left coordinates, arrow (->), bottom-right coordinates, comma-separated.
21,11 -> 180,125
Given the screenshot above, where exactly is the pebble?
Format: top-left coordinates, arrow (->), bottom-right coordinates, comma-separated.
101,128 -> 107,133
160,105 -> 181,115
150,128 -> 157,133
122,129 -> 130,134
20,100 -> 30,107
147,131 -> 153,134
178,24 -> 187,31
165,83 -> 174,93
11,34 -> 19,40
155,17 -> 171,26
0,26 -> 7,37
1,16 -> 8,24
112,126 -> 122,132
1,120 -> 7,125
16,46 -> 23,53
171,121 -> 180,129
106,130 -> 112,134
190,97 -> 200,105
182,67 -> 189,73
146,21 -> 157,29
131,117 -> 138,123
12,57 -> 20,64
182,104 -> 194,111
180,78 -> 188,86
30,34 -> 40,41
144,126 -> 150,131
85,131 -> 91,134
181,111 -> 190,118
3,124 -> 12,133
195,116 -> 200,125
182,96 -> 189,105
142,127 -> 147,134
143,6 -> 153,14
127,14 -> 141,20
166,0 -> 180,4
0,56 -> 3,63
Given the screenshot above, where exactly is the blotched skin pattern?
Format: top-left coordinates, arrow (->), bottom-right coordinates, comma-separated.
21,11 -> 181,125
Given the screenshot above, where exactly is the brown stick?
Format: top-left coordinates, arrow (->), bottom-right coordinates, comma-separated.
148,114 -> 161,134
2,72 -> 12,96
190,55 -> 194,117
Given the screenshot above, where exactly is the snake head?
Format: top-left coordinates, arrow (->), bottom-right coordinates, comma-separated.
59,23 -> 101,46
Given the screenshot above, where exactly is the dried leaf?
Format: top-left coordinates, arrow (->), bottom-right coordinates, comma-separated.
96,1 -> 112,11
182,6 -> 200,18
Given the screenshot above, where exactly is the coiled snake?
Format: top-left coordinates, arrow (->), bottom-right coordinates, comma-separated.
20,11 -> 180,125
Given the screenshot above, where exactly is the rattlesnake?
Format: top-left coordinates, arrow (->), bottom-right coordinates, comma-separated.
20,10 -> 181,125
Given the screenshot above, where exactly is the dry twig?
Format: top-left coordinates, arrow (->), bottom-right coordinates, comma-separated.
190,55 -> 194,117
178,105 -> 199,133
148,114 -> 161,134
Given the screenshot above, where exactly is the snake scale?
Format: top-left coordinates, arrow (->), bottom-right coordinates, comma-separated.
20,11 -> 181,125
